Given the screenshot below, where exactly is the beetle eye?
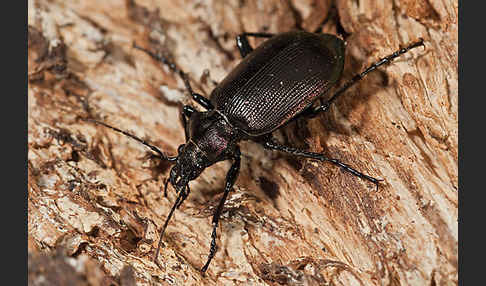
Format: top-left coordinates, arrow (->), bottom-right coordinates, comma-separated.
177,144 -> 185,153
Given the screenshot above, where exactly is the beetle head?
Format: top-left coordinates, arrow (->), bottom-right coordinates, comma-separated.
169,142 -> 208,192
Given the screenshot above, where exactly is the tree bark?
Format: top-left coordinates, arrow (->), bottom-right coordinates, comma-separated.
28,0 -> 458,285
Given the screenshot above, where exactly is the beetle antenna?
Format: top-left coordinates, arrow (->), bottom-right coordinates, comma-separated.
132,42 -> 214,110
153,184 -> 188,264
84,118 -> 177,161
315,38 -> 425,113
163,178 -> 170,197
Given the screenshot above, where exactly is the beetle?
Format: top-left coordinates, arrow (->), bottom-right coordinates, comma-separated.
88,30 -> 423,272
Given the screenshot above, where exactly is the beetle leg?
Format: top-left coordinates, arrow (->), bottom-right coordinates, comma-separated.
133,42 -> 214,110
183,105 -> 195,117
262,138 -> 382,190
182,105 -> 195,140
236,32 -> 275,58
201,147 -> 241,273
304,39 -> 425,118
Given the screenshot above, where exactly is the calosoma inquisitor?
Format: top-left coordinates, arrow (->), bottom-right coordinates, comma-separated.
88,30 -> 424,272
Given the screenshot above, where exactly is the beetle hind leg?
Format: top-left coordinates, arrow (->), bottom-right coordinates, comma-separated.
303,39 -> 425,118
263,138 -> 382,190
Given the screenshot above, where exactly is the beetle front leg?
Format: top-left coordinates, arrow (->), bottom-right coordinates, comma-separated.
201,148 -> 241,273
133,43 -> 214,110
262,138 -> 382,190
236,32 -> 275,58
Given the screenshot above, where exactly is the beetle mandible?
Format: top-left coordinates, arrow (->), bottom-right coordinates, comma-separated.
89,31 -> 424,272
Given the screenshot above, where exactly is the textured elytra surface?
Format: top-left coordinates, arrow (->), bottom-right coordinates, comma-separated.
211,31 -> 344,136
28,0 -> 457,285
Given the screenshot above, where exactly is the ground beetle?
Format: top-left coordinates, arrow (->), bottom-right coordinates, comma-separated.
88,30 -> 424,272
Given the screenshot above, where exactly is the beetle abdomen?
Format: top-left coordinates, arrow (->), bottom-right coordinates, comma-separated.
210,31 -> 345,136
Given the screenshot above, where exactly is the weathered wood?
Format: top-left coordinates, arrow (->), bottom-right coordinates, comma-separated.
28,0 -> 458,285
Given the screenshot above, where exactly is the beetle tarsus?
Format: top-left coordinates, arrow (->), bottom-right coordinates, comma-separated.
201,222 -> 218,273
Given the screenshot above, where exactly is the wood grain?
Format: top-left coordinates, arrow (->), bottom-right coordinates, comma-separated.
28,0 -> 458,285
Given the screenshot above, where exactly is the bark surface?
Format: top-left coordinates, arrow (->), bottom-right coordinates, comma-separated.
28,0 -> 458,285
